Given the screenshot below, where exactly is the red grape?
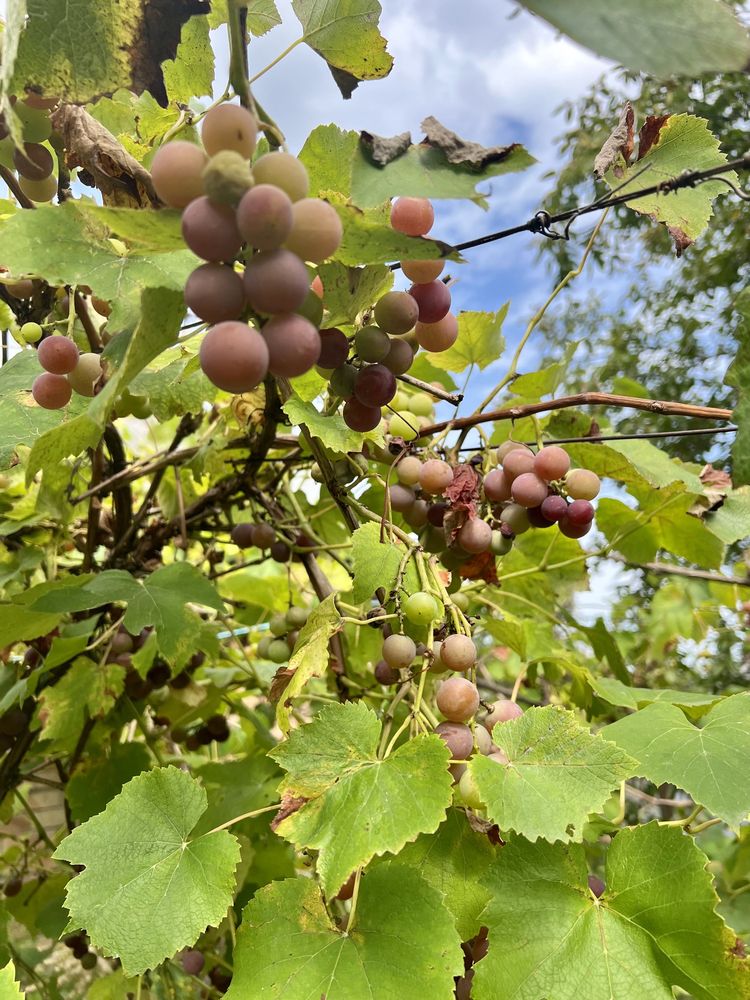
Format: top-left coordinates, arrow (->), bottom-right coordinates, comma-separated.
566,499 -> 595,526
502,448 -> 536,480
32,372 -> 72,409
254,524 -> 275,547
437,677 -> 479,722
181,196 -> 242,262
440,634 -> 476,672
483,699 -> 522,730
409,281 -> 451,324
374,291 -> 419,335
427,502 -> 447,527
534,445 -> 571,482
231,523 -> 256,547
243,249 -> 310,314
343,398 -> 381,432
434,721 -> 473,759
457,518 -> 492,554
390,197 -> 434,236
527,505 -> 554,528
354,364 -> 396,407
261,314 -> 321,377
199,321 -> 269,392
151,141 -> 207,208
559,514 -> 592,538
483,468 -> 511,502
236,184 -> 293,250
511,472 -> 549,509
13,142 -> 53,180
37,335 -> 79,374
540,494 -> 568,523
318,328 -> 349,369
182,950 -> 205,976
184,263 -> 245,323
414,313 -> 458,352
201,103 -> 257,158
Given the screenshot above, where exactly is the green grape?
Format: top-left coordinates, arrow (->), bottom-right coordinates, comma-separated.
286,606 -> 309,628
409,392 -> 434,417
269,613 -> 288,636
20,321 -> 42,343
267,638 -> 290,663
388,412 -> 419,440
403,591 -> 440,626
458,768 -> 484,809
451,591 -> 470,612
390,390 -> 410,410
16,102 -> 52,142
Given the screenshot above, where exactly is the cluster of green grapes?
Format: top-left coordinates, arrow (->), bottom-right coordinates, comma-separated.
256,605 -> 310,665
150,102 -> 342,392
386,440 -> 601,576
0,92 -> 60,203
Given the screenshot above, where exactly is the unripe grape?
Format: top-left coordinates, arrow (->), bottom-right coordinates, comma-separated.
285,198 -> 342,263
490,529 -> 513,555
414,313 -> 458,352
390,197 -> 434,236
409,280 -> 451,324
374,291 -> 419,335
437,676 -> 479,722
483,468 -> 511,502
382,633 -> 417,670
252,151 -> 309,202
540,494 -> 568,523
419,458 -> 453,494
510,472 -> 549,509
330,363 -> 357,399
199,321 -> 269,393
440,634 -> 476,672
38,335 -> 78,374
388,412 -> 419,441
502,447 -> 536,480
286,606 -> 309,628
483,699 -> 522,730
403,591 -> 440,626
474,725 -> 492,755
458,768 -> 484,809
181,196 -> 242,262
151,140 -> 207,208
566,498 -> 595,526
559,515 -> 592,539
394,457 -> 420,488
354,363 -> 396,407
382,336 -> 414,375
267,638 -> 290,663
355,325 -> 390,362
231,522 -> 256,548
343,397 -> 382,432
80,952 -> 97,970
451,591 -> 470,612
534,445 -> 571,482
67,353 -> 102,397
15,101 -> 51,142
32,372 -> 72,409
20,321 -> 42,343
202,150 -> 253,205
318,328 -> 349,369
374,659 -> 400,685
270,613 -> 288,636
237,183 -> 293,250
565,468 -> 601,500
19,173 -> 57,202
499,503 -> 530,535
408,392 -> 434,418
261,313 -> 321,377
434,721 -> 473,759
257,635 -> 273,658
496,440 -> 531,463
13,142 -> 53,180
389,484 -> 416,513
401,258 -> 444,283
457,518 -> 492,554
244,249 -> 310,315
184,263 -> 245,323
404,498 -> 429,528
254,524 -> 275,547
201,103 -> 257,158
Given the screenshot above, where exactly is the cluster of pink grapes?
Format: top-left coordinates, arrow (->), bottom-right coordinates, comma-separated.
31,334 -> 103,409
150,102 -> 343,393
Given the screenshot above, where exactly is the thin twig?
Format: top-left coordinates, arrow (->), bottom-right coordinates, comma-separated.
455,424 -> 738,449
0,165 -> 35,209
613,555 -> 749,588
396,371 -> 463,405
73,290 -> 102,352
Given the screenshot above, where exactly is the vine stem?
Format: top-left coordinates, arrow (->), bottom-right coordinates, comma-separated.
687,817 -> 723,835
14,789 -> 55,851
249,37 -> 304,84
207,802 -> 281,835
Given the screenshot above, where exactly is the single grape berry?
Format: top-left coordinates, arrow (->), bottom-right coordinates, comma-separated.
527,505 -> 555,528
459,768 -> 484,809
13,142 -> 54,181
403,591 -> 440,626
389,484 -> 416,513
267,638 -> 290,664
510,472 -> 549,509
20,321 -> 43,343
382,633 -> 417,670
483,468 -> 511,502
330,363 -> 357,399
200,322 -> 269,393
184,263 -> 245,323
502,448 -> 536,481
565,468 -> 601,500
474,725 -> 492,755
151,140 -> 207,208
236,183 -> 293,250
271,540 -> 291,562
566,498 -> 595,526
496,440 -> 531,463
457,518 -> 492,554
588,874 -> 605,898
374,291 -> 419,336
437,676 -> 479,722
261,314 -> 321,377
374,659 -> 400,685
231,522 -> 256,548
409,392 -> 434,417
252,151 -> 309,202
483,699 -> 522,731
434,721 -> 474,759
32,372 -> 72,409
318,328 -> 349,369
355,325 -> 391,363
343,398 -> 382,432
202,150 -> 253,206
67,353 -> 103,397
540,494 -> 568,523
401,259 -> 444,283
404,498 -> 429,528
396,455 -> 422,486
19,173 -> 57,202
201,103 -> 257,158
427,502 -> 448,527
414,313 -> 458,352
382,337 -> 414,376
388,412 -> 420,441
440,634 -> 477,672
37,335 -> 79,374
244,249 -> 310,315
181,196 -> 243,262
285,198 -> 343,263
3,876 -> 22,898
182,949 -> 205,976
409,280 -> 451,324
354,364 -> 397,407
254,524 -> 275,548
534,445 -> 571,482
559,515 -> 592,539
390,197 -> 434,237
488,748 -> 509,765
419,458 -> 454,494
499,503 -> 530,535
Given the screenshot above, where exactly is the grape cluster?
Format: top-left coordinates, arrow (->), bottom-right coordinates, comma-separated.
31,333 -> 103,409
63,933 -> 98,971
0,92 -> 60,203
230,520 -> 292,563
257,605 -> 310,665
151,103 -> 343,394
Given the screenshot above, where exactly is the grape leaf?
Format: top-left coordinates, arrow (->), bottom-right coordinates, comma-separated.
332,197 -> 454,266
426,306 -> 508,373
282,395 -> 383,453
517,0 -> 750,78
468,705 -> 637,842
0,961 -> 23,1000
66,743 -> 152,823
162,13 -> 214,104
565,438 -> 703,492
706,487 -> 750,545
3,873 -> 69,940
388,808 -> 495,940
194,753 -> 281,836
53,767 -> 241,976
270,701 -> 453,895
604,694 -> 750,826
349,522 -> 409,604
292,0 -> 393,98
226,864 -> 463,1000
0,604 -> 63,649
36,656 -> 125,751
316,261 -> 393,326
276,595 -> 341,734
473,822 -> 750,1000
589,675 -> 724,717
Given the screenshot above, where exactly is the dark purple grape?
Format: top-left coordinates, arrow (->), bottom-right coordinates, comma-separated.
427,502 -> 448,527
540,494 -> 568,523
353,364 -> 397,407
588,874 -> 605,898
374,660 -> 400,684
409,280 -> 451,324
271,540 -> 291,562
559,516 -> 592,539
318,328 -> 349,369
3,876 -> 21,897
231,523 -> 256,547
527,505 -> 554,528
343,398 -> 382,432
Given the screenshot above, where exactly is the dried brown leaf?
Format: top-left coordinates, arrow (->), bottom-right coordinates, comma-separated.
459,550 -> 498,584
593,102 -> 634,179
271,794 -> 308,832
269,667 -> 295,704
666,224 -> 693,257
421,116 -> 521,171
360,129 -> 412,167
636,114 -> 671,161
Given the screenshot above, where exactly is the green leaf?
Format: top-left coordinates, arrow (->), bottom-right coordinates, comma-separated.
316,261 -> 393,326
349,522 -> 407,604
195,753 -> 281,836
565,439 -> 703,491
469,706 -> 636,842
333,198 -> 452,266
426,306 -> 508,373
227,864 -> 463,999
53,767 -> 241,976
37,656 -> 125,751
66,743 -> 152,823
609,114 -> 736,247
389,808 -> 495,940
276,595 -> 341,734
589,675 -> 724,717
4,873 -> 69,940
270,701 -> 453,895
131,356 -> 216,421
292,0 -> 393,93
706,487 -> 750,545
162,14 -> 214,104
0,604 -> 62,648
517,0 -> 750,77
0,961 -> 23,1000
475,822 -> 750,1000
282,395 -> 382,453
78,206 -> 186,253
604,694 -> 750,827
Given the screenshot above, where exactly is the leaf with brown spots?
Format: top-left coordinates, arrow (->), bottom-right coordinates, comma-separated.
637,114 -> 671,160
593,102 -> 634,179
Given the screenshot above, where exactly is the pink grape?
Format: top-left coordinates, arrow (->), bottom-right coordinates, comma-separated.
440,634 -> 476,672
343,398 -> 381,432
32,372 -> 72,409
151,141 -> 207,208
540,494 -> 568,523
374,291 -> 419,335
434,721 -> 473,759
534,445 -> 571,482
483,468 -> 512,502
419,458 -> 453,494
436,677 -> 479,722
37,336 -> 79,374
401,259 -> 444,283
382,633 -> 416,670
261,314 -> 321,377
458,518 -> 492,554
199,321 -> 269,392
565,468 -> 601,500
475,726 -> 492,755
502,448 -> 535,480
285,198 -> 343,263
201,103 -> 257,158
236,184 -> 293,250
414,313 -> 458,352
483,699 -> 522,730
489,749 -> 509,765
390,197 -> 434,237
243,249 -> 310,314
181,196 -> 242,262
389,484 -> 416,513
354,364 -> 396,407
409,281 -> 451,324
496,440 -> 531,463
511,472 -> 549,509
318,328 -> 349,369
184,263 -> 245,323
566,499 -> 595,526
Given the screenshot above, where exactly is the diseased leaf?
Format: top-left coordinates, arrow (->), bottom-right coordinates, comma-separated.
706,486 -> 750,545
276,595 -> 341,734
226,865 -> 463,999
593,101 -> 634,178
270,702 -> 453,895
161,13 -> 214,104
468,705 -> 636,842
53,767 -> 241,976
604,694 -> 750,826
474,823 -> 750,1000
